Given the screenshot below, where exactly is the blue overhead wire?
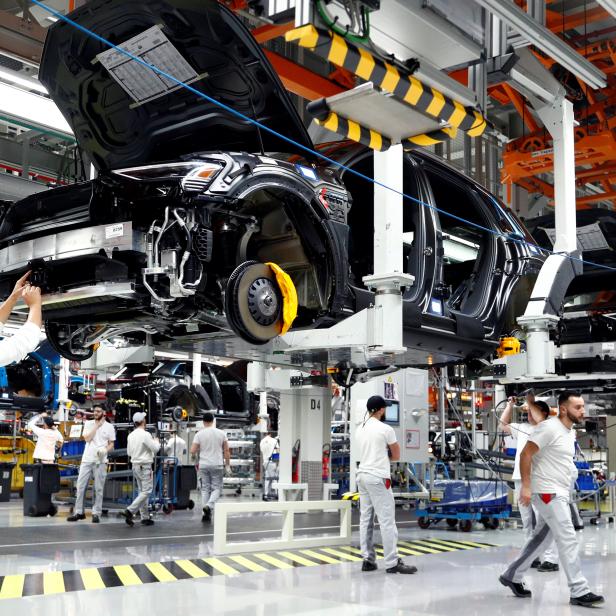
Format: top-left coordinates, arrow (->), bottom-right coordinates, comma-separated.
31,0 -> 616,274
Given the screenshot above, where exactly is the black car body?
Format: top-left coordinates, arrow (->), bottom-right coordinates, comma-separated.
0,0 -> 543,367
525,209 -> 616,377
107,360 -> 255,427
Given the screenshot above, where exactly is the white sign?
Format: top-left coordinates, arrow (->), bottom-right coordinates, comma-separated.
105,223 -> 124,240
97,25 -> 198,104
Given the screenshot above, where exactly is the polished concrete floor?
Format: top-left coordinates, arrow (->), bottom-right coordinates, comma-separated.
0,496 -> 612,615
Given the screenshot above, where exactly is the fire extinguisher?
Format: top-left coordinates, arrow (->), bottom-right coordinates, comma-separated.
322,444 -> 331,481
291,439 -> 300,483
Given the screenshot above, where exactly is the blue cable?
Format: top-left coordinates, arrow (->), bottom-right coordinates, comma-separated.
30,0 -> 616,274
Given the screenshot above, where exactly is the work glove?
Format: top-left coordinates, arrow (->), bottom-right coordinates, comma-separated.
225,464 -> 232,476
96,446 -> 107,463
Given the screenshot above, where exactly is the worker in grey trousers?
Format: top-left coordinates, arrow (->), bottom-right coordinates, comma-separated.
499,391 -> 604,608
120,412 -> 160,527
356,395 -> 416,574
68,405 -> 116,523
190,411 -> 230,523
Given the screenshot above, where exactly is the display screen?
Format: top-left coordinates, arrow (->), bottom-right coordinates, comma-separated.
384,401 -> 400,425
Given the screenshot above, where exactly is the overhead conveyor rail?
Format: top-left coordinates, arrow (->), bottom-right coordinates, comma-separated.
285,25 -> 488,150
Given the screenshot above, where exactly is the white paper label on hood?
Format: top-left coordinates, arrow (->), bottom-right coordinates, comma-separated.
106,223 -> 124,239
96,25 -> 198,104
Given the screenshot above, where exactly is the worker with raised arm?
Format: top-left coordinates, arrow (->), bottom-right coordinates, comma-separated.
499,391 -> 604,608
499,394 -> 559,571
68,405 -> 116,524
0,272 -> 43,366
27,411 -> 63,464
356,395 -> 416,575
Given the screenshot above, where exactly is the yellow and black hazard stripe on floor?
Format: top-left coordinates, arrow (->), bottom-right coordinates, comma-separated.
0,538 -> 495,600
285,24 -> 487,149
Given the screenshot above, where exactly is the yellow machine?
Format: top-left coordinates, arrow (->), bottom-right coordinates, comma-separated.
497,336 -> 521,358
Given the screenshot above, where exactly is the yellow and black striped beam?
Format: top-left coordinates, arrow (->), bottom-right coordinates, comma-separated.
341,491 -> 360,501
286,24 -> 487,149
0,539 -> 494,599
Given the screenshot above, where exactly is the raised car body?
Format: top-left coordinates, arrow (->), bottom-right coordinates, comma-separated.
0,0 -> 543,367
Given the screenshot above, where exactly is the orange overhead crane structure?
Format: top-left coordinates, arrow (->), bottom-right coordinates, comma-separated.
494,4 -> 616,208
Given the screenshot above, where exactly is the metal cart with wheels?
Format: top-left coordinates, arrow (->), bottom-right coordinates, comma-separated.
416,479 -> 511,531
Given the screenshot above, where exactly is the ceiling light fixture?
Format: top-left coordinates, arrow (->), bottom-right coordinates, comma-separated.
0,67 -> 48,94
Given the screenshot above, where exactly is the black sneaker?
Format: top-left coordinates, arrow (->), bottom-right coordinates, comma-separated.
67,513 -> 86,522
570,593 -> 605,607
386,559 -> 417,574
362,560 -> 378,572
499,575 -> 531,598
530,558 -> 541,569
91,515 -> 100,524
119,509 -> 134,527
537,562 -> 559,572
202,506 -> 211,523
141,519 -> 154,526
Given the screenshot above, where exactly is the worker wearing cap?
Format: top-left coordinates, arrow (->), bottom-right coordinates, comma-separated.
68,405 -> 116,524
0,272 -> 43,367
356,395 -> 416,575
27,412 -> 63,463
120,412 -> 160,527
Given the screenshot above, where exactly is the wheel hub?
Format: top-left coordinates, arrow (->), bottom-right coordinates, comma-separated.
247,277 -> 280,325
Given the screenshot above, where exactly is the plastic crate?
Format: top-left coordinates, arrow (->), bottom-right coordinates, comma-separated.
432,479 -> 508,507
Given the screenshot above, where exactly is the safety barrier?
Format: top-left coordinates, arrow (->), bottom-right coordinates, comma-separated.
213,499 -> 352,555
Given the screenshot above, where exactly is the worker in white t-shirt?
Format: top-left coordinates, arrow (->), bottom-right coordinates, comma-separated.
27,412 -> 63,463
163,432 -> 187,460
68,405 -> 116,523
356,395 -> 416,575
499,394 -> 559,571
500,391 -> 604,608
260,432 -> 279,500
190,412 -> 230,523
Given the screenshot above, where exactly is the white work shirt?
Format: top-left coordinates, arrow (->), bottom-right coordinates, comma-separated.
356,416 -> 397,479
260,435 -> 278,464
27,415 -> 63,463
193,427 -> 227,467
164,435 -> 187,458
81,420 -> 116,464
528,417 -> 577,498
509,422 -> 533,481
127,428 -> 160,465
0,321 -> 41,366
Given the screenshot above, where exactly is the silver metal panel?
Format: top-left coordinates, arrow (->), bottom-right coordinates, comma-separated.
324,83 -> 443,143
557,341 -> 616,360
0,173 -> 49,202
12,282 -> 135,313
0,222 -> 146,272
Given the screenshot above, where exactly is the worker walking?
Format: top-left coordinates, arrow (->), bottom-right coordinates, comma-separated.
27,412 -> 63,463
0,272 -> 43,366
499,394 -> 559,571
190,412 -> 230,523
120,412 -> 160,527
356,396 -> 416,574
260,431 -> 279,501
68,405 -> 116,524
499,391 -> 604,608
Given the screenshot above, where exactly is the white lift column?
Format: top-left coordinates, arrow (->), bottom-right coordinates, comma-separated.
363,144 -> 415,353
516,96 -> 579,377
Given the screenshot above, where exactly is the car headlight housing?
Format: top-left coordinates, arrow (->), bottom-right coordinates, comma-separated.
112,161 -> 223,191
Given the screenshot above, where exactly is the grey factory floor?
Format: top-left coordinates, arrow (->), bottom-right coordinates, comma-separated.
0,494 -> 612,615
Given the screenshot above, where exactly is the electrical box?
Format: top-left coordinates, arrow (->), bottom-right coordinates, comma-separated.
350,368 -> 429,489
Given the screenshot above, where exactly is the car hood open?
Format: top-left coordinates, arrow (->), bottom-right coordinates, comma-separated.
39,0 -> 314,171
